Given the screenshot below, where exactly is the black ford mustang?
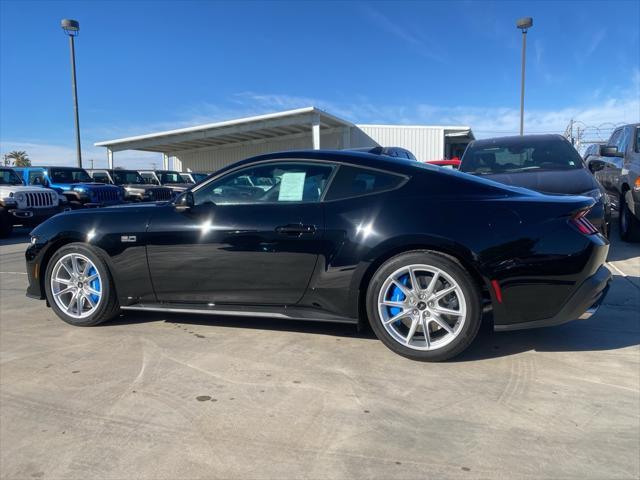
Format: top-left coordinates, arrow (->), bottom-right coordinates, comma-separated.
25,150 -> 611,361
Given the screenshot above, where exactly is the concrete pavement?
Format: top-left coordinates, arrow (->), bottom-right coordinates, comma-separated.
1,226 -> 638,479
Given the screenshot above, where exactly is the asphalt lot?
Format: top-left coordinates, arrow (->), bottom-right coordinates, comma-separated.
1,225 -> 638,480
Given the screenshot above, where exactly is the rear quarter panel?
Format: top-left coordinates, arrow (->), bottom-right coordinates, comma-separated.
301,171 -> 603,327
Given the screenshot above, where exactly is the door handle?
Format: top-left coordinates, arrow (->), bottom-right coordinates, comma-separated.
275,224 -> 316,235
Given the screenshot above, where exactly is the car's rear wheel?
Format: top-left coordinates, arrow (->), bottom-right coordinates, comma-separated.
44,243 -> 120,326
619,192 -> 640,242
366,251 -> 481,361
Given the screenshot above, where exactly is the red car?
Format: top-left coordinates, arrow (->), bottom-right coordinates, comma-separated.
426,159 -> 461,169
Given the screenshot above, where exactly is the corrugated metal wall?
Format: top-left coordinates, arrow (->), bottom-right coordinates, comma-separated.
355,126 -> 445,162
174,126 -> 445,172
175,130 -> 344,172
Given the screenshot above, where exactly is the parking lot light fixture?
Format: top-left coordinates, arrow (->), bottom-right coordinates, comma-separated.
61,19 -> 82,168
516,17 -> 533,136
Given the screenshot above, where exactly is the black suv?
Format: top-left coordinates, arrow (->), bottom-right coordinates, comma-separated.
586,123 -> 640,242
460,134 -> 611,236
88,169 -> 173,202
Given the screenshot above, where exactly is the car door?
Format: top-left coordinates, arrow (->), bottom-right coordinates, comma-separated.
146,160 -> 334,305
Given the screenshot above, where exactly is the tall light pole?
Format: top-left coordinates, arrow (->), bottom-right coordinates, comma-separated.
61,19 -> 82,167
516,17 -> 533,136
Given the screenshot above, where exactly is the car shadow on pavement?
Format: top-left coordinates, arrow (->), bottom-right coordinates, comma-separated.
104,309 -> 378,340
0,228 -> 31,247
455,280 -> 640,362
604,215 -> 640,263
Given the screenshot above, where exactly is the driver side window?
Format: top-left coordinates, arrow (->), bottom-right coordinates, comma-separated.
193,162 -> 334,206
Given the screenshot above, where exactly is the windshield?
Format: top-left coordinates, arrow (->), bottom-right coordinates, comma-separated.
460,138 -> 584,174
191,173 -> 208,182
160,172 -> 187,184
0,169 -> 24,185
50,168 -> 92,183
113,170 -> 145,185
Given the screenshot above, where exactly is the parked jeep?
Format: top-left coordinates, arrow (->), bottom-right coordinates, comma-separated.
15,166 -> 124,208
586,123 -> 640,242
0,167 -> 66,237
87,169 -> 173,202
139,170 -> 191,195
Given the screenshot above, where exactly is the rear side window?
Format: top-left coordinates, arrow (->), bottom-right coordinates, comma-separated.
29,170 -> 45,185
325,165 -> 405,201
92,172 -> 111,183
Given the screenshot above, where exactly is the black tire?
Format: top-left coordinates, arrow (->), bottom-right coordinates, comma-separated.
44,243 -> 120,326
68,201 -> 83,210
366,250 -> 482,362
619,192 -> 640,242
0,208 -> 12,238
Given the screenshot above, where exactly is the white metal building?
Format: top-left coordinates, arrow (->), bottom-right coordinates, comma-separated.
95,107 -> 474,172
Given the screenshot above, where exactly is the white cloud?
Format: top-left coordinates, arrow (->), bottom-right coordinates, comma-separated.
233,86 -> 639,141
0,141 -> 162,170
361,5 -> 446,63
3,73 -> 638,169
575,28 -> 606,64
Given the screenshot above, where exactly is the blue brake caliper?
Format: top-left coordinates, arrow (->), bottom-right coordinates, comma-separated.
88,266 -> 100,304
388,274 -> 410,325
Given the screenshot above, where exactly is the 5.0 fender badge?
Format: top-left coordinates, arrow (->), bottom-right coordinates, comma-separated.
120,235 -> 137,243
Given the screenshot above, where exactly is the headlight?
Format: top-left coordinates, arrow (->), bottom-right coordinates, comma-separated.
58,194 -> 68,203
30,236 -> 38,245
15,193 -> 25,203
582,188 -> 603,201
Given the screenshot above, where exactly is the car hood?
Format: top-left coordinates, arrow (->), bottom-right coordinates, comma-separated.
480,168 -> 599,195
58,183 -> 120,190
0,185 -> 56,196
122,184 -> 167,191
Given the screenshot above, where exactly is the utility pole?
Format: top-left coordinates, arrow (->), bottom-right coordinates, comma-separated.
61,19 -> 82,168
516,17 -> 533,136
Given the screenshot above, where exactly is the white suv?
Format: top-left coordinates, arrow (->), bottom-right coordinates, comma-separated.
0,168 -> 65,237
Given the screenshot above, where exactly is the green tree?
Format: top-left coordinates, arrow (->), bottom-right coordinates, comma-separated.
6,151 -> 31,167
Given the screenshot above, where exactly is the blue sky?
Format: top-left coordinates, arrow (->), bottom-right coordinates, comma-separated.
1,0 -> 639,168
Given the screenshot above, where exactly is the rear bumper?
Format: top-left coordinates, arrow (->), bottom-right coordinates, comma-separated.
495,265 -> 611,331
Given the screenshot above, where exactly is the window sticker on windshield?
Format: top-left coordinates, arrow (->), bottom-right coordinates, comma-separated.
278,172 -> 306,201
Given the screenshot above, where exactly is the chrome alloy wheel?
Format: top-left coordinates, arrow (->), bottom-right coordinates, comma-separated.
377,264 -> 467,351
50,253 -> 102,319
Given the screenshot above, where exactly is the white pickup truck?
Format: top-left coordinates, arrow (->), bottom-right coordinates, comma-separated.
0,167 -> 65,237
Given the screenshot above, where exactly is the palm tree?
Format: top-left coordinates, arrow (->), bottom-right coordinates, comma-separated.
6,150 -> 31,167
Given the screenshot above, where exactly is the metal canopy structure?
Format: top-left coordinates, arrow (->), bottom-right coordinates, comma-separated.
95,107 -> 354,169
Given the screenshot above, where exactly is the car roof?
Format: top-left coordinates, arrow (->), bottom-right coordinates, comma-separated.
222,149 -> 426,175
468,134 -> 568,148
25,166 -> 85,170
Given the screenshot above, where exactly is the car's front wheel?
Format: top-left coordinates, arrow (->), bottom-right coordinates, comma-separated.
44,243 -> 120,326
366,251 -> 482,361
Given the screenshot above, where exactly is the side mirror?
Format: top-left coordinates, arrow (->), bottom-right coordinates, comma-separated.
589,161 -> 605,173
174,191 -> 194,211
599,145 -> 624,158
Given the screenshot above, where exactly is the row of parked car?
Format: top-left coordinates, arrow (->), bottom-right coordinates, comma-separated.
0,165 -> 211,237
3,123 -> 639,243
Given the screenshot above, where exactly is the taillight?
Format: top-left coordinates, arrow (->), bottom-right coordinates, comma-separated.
570,209 -> 598,235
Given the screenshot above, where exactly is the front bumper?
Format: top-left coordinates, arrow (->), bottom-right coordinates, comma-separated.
8,206 -> 62,224
495,265 -> 611,331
